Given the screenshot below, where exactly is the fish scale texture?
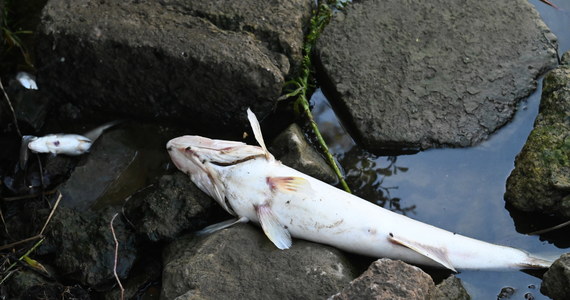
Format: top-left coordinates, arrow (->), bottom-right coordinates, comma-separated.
316,0 -> 558,152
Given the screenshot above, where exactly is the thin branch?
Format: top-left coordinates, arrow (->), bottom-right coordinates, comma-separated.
0,191 -> 61,251
110,213 -> 124,300
528,219 -> 570,235
0,79 -> 22,137
1,189 -> 58,202
0,235 -> 42,251
39,192 -> 62,236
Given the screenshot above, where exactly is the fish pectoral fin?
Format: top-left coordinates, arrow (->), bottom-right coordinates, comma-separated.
196,217 -> 249,236
267,176 -> 313,195
256,204 -> 292,250
388,234 -> 457,272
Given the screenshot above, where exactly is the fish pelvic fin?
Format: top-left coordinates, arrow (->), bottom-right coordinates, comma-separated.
388,233 -> 457,272
255,204 -> 292,250
247,108 -> 272,160
196,217 -> 249,236
266,176 -> 313,195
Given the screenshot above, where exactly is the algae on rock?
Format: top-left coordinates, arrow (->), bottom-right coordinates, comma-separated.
505,57 -> 570,218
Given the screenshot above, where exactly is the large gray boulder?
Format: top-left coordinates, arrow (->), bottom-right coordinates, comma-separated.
161,224 -> 355,300
316,0 -> 558,151
36,0 -> 312,131
505,54 -> 570,218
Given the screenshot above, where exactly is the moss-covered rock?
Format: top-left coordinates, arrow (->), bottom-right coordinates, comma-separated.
505,57 -> 570,217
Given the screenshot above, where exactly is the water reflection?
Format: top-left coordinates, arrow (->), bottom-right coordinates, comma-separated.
310,89 -> 415,215
340,148 -> 415,215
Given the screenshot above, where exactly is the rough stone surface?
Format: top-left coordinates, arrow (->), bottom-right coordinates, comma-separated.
124,172 -> 214,242
161,223 -> 355,300
541,253 -> 570,300
38,207 -> 137,291
328,258 -> 435,300
316,0 -> 558,151
431,276 -> 471,300
270,123 -> 338,184
36,0 -> 312,132
505,61 -> 570,217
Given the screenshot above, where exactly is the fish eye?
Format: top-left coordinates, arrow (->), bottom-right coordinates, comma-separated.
185,146 -> 191,151
53,141 -> 60,146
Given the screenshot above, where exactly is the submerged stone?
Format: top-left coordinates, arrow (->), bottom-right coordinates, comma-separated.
505,57 -> 570,218
161,224 -> 354,300
57,127 -> 139,210
36,0 -> 312,133
316,0 -> 558,151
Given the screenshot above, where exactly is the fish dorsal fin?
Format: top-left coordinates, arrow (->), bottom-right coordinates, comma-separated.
256,204 -> 292,250
196,217 -> 249,236
388,233 -> 457,272
266,176 -> 313,195
246,108 -> 271,160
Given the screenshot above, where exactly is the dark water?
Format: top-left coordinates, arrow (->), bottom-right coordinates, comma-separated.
311,3 -> 570,297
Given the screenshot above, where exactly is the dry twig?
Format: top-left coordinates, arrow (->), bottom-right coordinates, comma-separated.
110,213 -> 125,300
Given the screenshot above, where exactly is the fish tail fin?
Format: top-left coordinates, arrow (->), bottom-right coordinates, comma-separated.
518,255 -> 554,269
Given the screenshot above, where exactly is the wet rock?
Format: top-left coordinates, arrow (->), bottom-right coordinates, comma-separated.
497,286 -> 516,299
505,59 -> 570,218
431,276 -> 470,300
39,207 -> 137,291
123,172 -> 214,242
57,127 -> 139,210
316,0 -> 558,152
36,0 -> 312,133
541,253 -> 570,300
328,258 -> 435,300
270,123 -> 338,184
161,223 -> 354,300
3,270 -> 89,300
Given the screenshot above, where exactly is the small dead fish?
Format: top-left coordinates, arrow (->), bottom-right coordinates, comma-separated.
16,72 -> 38,90
27,134 -> 92,156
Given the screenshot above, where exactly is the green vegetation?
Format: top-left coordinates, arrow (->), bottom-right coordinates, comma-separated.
1,0 -> 34,67
280,1 -> 351,193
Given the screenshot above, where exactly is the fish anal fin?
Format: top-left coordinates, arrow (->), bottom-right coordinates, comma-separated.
256,204 -> 292,250
266,176 -> 312,194
388,234 -> 457,272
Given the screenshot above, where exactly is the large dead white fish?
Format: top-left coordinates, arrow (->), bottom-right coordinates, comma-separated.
166,109 -> 552,271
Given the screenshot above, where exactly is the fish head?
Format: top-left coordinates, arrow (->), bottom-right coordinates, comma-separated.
166,135 -> 268,214
28,134 -> 92,156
